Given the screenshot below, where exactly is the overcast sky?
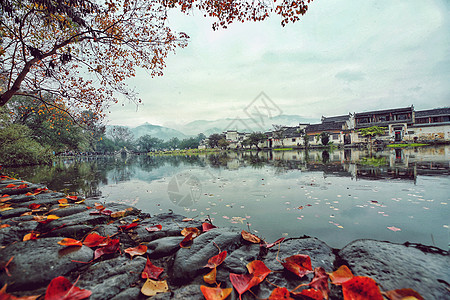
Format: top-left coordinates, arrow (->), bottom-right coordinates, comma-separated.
107,0 -> 450,128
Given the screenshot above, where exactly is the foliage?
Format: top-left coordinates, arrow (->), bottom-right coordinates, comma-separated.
0,124 -> 53,166
217,138 -> 230,150
137,134 -> 163,152
243,132 -> 267,150
109,126 -> 135,149
358,126 -> 387,138
387,143 -> 428,148
1,0 -> 314,123
208,134 -> 224,148
319,132 -> 330,146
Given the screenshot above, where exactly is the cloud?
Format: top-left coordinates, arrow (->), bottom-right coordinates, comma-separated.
335,70 -> 365,83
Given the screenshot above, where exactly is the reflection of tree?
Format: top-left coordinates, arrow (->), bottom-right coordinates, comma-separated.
208,153 -> 231,168
242,152 -> 266,169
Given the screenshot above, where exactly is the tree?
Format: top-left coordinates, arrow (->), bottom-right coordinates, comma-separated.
208,133 -> 224,148
272,124 -> 285,147
179,137 -> 200,149
165,137 -> 180,149
109,126 -> 134,149
1,0 -> 314,122
319,132 -> 330,146
358,126 -> 386,145
137,134 -> 163,152
217,138 -> 230,150
246,132 -> 267,150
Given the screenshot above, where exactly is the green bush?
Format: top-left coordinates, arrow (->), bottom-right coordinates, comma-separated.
0,124 -> 53,166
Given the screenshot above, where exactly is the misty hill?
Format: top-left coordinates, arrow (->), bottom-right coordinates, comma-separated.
178,114 -> 318,135
106,123 -> 187,141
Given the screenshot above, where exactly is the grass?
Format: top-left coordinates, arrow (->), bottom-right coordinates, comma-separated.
387,143 -> 429,148
148,148 -> 222,156
273,148 -> 294,151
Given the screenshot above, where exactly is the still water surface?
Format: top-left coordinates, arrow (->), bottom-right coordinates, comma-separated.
8,146 -> 450,249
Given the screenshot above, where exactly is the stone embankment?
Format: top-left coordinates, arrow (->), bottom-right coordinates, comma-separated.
0,177 -> 448,299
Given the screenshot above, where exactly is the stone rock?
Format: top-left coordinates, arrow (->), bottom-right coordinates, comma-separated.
0,237 -> 93,291
111,287 -> 142,300
339,239 -> 450,299
147,236 -> 184,258
0,221 -> 37,246
171,227 -> 241,284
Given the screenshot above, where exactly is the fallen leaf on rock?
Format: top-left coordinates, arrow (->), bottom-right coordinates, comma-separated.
45,276 -> 91,300
0,197 -> 11,203
383,288 -> 424,300
241,230 -> 261,243
0,256 -> 14,277
83,232 -> 106,247
111,210 -> 126,218
118,222 -> 138,231
67,195 -> 78,201
5,184 -> 16,188
202,222 -> 217,232
341,276 -> 383,300
269,287 -> 293,299
229,272 -> 254,300
75,199 -> 85,204
181,227 -> 201,238
261,237 -> 285,248
28,203 -> 41,210
179,232 -> 194,248
124,244 -> 147,259
247,260 -> 271,287
329,265 -> 354,285
203,267 -> 217,284
58,199 -> 68,204
281,254 -> 312,278
58,238 -> 82,247
204,250 -> 227,268
182,217 -> 195,222
142,257 -> 164,280
145,225 -> 162,232
12,184 -> 28,189
0,224 -> 11,229
200,285 -> 232,300
94,238 -> 120,260
292,288 -> 323,300
23,232 -> 40,241
46,215 -> 60,220
0,283 -> 39,299
141,278 -> 169,296
308,267 -> 329,300
94,203 -> 105,211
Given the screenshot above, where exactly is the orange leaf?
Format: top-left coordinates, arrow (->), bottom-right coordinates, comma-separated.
229,272 -> 254,300
329,265 -> 354,285
179,232 -> 194,248
281,254 -> 312,278
67,195 -> 78,201
45,276 -> 91,300
241,230 -> 261,243
181,227 -> 201,238
308,267 -> 329,300
292,288 -> 323,300
0,224 -> 11,229
141,257 -> 164,280
46,215 -> 60,220
247,260 -> 271,287
23,233 -> 40,241
269,287 -> 294,299
111,210 -> 126,218
341,276 -> 384,300
124,244 -> 147,258
0,197 -> 11,202
205,250 -> 227,268
58,198 -> 68,204
203,267 -> 217,285
83,232 -> 106,247
202,222 -> 217,232
383,288 -> 424,300
58,238 -> 82,247
5,184 -> 16,188
140,279 -> 169,296
200,285 -> 232,300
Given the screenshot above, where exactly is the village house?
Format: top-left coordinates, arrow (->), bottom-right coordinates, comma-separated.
305,114 -> 352,146
407,107 -> 450,142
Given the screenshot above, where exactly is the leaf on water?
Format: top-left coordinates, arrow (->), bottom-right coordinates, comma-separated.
124,244 -> 147,259
204,250 -> 227,268
203,267 -> 217,285
387,226 -> 401,232
45,276 -> 91,300
329,265 -> 354,285
200,285 -> 232,300
383,288 -> 424,300
181,227 -> 201,238
269,287 -> 293,299
341,276 -> 384,300
202,222 -> 217,232
140,278 -> 169,296
241,230 -> 261,244
58,238 -> 82,247
145,225 -> 162,232
83,232 -> 106,247
308,267 -> 329,300
141,257 -> 164,280
281,254 -> 312,278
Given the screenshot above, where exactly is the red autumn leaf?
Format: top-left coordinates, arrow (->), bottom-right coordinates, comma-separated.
229,272 -> 254,300
269,287 -> 294,299
145,225 -> 162,232
182,217 -> 195,222
58,238 -> 82,247
383,288 -> 424,300
58,199 -> 68,204
32,188 -> 48,195
308,267 -> 329,300
12,184 -> 28,189
281,254 -> 312,278
23,232 -> 40,241
93,238 -> 120,260
247,260 -> 271,287
118,222 -> 138,231
0,224 -> 11,229
341,276 -> 384,300
200,285 -> 232,300
329,265 -> 354,285
5,184 -> 16,188
0,256 -> 14,277
28,203 -> 41,210
124,244 -> 147,258
179,232 -> 194,248
141,257 -> 164,280
181,227 -> 201,238
0,197 -> 11,203
261,237 -> 285,248
204,250 -> 227,268
100,209 -> 112,216
202,222 -> 217,232
1,194 -> 10,197
241,230 -> 261,243
45,276 -> 91,300
292,288 -> 323,300
67,195 -> 78,201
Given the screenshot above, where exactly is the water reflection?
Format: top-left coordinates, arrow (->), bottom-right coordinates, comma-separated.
6,146 -> 449,249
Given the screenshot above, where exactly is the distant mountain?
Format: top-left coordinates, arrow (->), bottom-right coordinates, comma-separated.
178,114 -> 318,135
106,123 -> 187,141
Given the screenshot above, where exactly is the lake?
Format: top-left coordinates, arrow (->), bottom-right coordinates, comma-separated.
7,146 -> 450,250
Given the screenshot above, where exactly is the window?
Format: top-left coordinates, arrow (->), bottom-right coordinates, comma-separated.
416,118 -> 429,124
309,136 -> 315,141
292,138 -> 296,142
332,134 -> 339,140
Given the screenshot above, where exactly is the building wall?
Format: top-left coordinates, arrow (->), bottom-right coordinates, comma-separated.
406,124 -> 450,142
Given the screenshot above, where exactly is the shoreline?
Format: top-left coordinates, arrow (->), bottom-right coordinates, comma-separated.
0,176 -> 448,299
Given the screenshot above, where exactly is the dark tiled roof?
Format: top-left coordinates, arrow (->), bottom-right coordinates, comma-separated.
415,107 -> 450,117
305,122 -> 343,133
355,106 -> 413,117
322,115 -> 350,123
